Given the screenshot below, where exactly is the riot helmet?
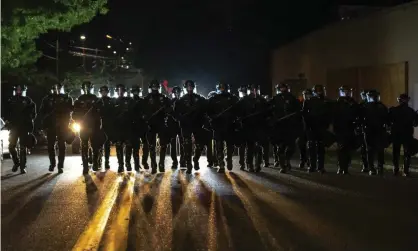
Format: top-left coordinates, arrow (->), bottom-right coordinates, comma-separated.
51,83 -> 64,95
339,85 -> 353,97
275,82 -> 289,94
172,86 -> 182,99
99,86 -> 109,97
216,82 -> 228,94
13,84 -> 27,97
366,90 -> 380,103
116,84 -> 127,97
312,85 -> 326,97
302,89 -> 313,101
397,93 -> 410,105
360,89 -> 369,101
130,85 -> 142,97
81,81 -> 94,95
249,84 -> 260,97
148,79 -> 161,94
183,80 -> 196,94
238,85 -> 249,98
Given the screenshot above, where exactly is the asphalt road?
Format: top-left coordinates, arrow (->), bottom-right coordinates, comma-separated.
2,152 -> 418,251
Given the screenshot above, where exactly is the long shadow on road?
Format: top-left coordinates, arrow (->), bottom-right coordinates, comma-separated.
227,172 -> 327,251
1,173 -> 60,251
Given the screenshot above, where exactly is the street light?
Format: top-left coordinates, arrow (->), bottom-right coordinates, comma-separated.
121,56 -> 124,60
107,45 -> 111,48
113,51 -> 117,54
129,42 -> 132,45
80,35 -> 86,41
106,34 -> 112,39
126,48 -> 130,51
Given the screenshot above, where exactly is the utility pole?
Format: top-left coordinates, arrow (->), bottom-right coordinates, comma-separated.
56,39 -> 59,80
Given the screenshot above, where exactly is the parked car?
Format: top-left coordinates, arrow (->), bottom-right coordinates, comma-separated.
1,118 -> 10,160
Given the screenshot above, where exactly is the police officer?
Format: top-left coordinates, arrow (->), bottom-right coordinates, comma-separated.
207,82 -> 239,173
302,85 -> 332,173
358,90 -> 370,172
333,86 -> 359,175
236,85 -> 249,170
167,86 -> 184,169
389,94 -> 418,176
73,81 -> 102,174
129,85 -> 148,171
39,83 -> 73,173
5,84 -> 37,174
113,84 -> 136,173
362,90 -> 389,175
174,80 -> 207,174
269,82 -> 302,173
205,91 -> 218,167
297,89 -> 312,169
96,86 -> 114,169
143,80 -> 171,174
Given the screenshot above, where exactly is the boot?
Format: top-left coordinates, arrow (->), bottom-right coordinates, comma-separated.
226,159 -> 233,171
11,152 -> 20,172
49,154 -> 56,172
393,166 -> 400,176
134,155 -> 141,171
217,161 -> 225,173
151,161 -> 157,174
104,159 -> 110,170
172,161 -> 178,169
20,148 -> 27,174
193,160 -> 200,171
57,154 -> 64,173
116,144 -> 124,173
299,161 -> 305,169
369,167 -> 377,175
247,164 -> 255,172
186,162 -> 193,174
159,163 -> 165,173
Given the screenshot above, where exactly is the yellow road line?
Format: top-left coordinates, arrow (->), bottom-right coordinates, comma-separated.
207,190 -> 217,251
72,176 -> 122,251
101,173 -> 136,251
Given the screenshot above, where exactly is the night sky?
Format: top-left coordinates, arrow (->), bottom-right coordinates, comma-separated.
41,0 -> 410,94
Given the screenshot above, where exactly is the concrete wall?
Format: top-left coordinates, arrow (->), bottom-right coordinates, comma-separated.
272,1 -> 418,109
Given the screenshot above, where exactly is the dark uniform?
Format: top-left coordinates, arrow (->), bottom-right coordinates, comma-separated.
5,84 -> 37,174
358,90 -> 370,172
73,82 -> 101,174
205,91 -> 218,167
174,80 -> 207,174
112,84 -> 136,172
129,85 -> 148,171
167,86 -> 184,169
96,86 -> 115,169
236,84 -> 270,172
302,85 -> 332,173
388,94 -> 418,176
143,80 -> 171,173
269,83 -> 302,173
207,83 -> 239,172
39,83 -> 73,173
332,86 -> 360,174
362,90 -> 389,175
235,85 -> 249,170
297,89 -> 312,169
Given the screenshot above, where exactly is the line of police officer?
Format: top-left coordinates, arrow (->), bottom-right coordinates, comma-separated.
5,80 -> 418,177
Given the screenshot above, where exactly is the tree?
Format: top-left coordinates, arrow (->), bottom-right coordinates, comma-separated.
1,0 -> 108,70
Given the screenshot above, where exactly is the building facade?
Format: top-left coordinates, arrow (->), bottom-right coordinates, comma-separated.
271,1 -> 418,108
